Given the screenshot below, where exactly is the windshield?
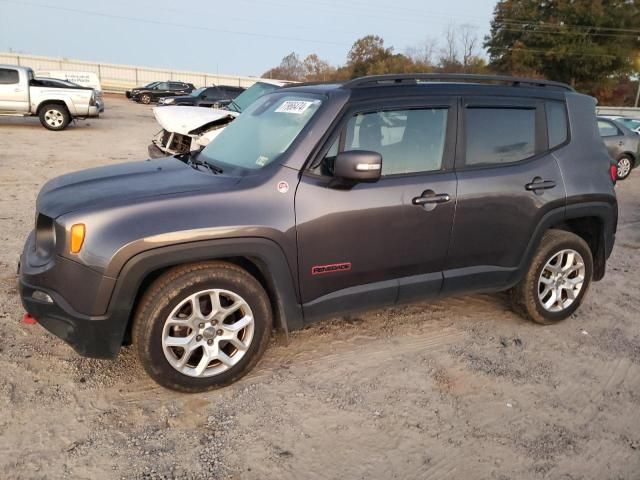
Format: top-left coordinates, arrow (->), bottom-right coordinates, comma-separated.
190,87 -> 206,97
229,82 -> 281,112
620,118 -> 640,130
201,92 -> 323,171
144,81 -> 159,88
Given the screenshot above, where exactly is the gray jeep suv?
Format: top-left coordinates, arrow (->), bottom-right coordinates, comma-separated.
19,74 -> 618,392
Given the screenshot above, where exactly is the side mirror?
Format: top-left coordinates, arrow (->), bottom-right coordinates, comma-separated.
334,150 -> 382,183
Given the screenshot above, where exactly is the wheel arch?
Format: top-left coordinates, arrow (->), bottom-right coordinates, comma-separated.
548,203 -> 616,281
35,99 -> 73,116
108,238 -> 303,346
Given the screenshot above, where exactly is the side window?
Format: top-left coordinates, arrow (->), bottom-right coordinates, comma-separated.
465,107 -> 536,166
156,82 -> 169,90
168,82 -> 183,90
342,108 -> 448,175
0,68 -> 19,84
598,120 -> 620,137
546,101 -> 568,148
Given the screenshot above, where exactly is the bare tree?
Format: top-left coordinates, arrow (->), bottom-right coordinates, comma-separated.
460,24 -> 479,68
441,24 -> 459,65
406,37 -> 438,67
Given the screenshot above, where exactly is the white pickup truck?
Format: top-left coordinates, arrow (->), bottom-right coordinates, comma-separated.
0,64 -> 99,130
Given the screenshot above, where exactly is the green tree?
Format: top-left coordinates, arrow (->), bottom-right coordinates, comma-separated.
485,0 -> 640,95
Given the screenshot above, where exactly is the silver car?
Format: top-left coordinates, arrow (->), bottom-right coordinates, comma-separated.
598,117 -> 639,180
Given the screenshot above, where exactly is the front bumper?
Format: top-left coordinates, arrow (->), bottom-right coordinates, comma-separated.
125,90 -> 131,98
18,232 -> 128,359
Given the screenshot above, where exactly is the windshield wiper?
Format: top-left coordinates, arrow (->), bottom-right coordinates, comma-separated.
178,151 -> 223,174
227,100 -> 242,113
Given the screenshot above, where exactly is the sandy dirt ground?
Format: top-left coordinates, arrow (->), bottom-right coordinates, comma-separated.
0,96 -> 639,480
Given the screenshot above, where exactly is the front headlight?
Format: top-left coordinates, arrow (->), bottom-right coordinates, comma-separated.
163,98 -> 175,104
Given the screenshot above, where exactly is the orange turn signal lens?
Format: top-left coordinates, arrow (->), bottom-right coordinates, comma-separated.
70,224 -> 85,253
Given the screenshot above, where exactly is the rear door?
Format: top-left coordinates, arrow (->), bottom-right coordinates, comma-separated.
170,82 -> 190,95
443,96 -> 567,294
0,67 -> 29,112
295,97 -> 458,320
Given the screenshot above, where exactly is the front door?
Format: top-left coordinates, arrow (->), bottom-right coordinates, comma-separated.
0,67 -> 29,112
295,98 -> 458,321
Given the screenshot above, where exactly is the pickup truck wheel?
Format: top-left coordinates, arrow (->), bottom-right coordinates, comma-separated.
616,155 -> 633,180
132,262 -> 272,392
510,230 -> 593,325
140,93 -> 152,104
39,104 -> 70,131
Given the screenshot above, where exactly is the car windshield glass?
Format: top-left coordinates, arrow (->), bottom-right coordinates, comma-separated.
621,118 -> 640,129
190,87 -> 206,97
144,82 -> 158,88
201,92 -> 322,171
229,82 -> 281,112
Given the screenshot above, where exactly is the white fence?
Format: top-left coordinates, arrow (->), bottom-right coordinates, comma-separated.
0,52 -> 279,93
597,106 -> 640,116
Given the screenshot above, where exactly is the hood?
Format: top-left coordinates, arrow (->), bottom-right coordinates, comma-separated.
37,157 -> 238,218
161,95 -> 196,105
153,106 -> 238,135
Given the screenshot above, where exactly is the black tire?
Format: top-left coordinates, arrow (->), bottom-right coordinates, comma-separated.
140,93 -> 152,105
132,261 -> 272,392
616,154 -> 634,180
510,230 -> 593,325
38,103 -> 70,131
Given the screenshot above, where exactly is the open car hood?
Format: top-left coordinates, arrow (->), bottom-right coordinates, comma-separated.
152,106 -> 239,136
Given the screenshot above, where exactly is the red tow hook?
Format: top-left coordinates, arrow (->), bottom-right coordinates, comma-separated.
22,313 -> 37,325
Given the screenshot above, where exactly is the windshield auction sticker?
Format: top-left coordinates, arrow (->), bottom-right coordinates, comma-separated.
275,100 -> 315,115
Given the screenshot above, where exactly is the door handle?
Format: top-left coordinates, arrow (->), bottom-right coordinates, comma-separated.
525,177 -> 556,192
412,192 -> 451,205
14,88 -> 22,92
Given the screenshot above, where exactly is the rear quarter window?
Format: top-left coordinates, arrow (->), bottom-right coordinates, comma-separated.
546,101 -> 568,148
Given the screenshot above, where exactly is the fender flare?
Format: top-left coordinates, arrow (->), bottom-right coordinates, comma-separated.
514,200 -> 616,285
35,96 -> 77,116
106,237 -> 304,344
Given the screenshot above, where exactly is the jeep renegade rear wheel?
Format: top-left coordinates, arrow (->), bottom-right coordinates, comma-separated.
511,230 -> 593,325
132,262 -> 272,392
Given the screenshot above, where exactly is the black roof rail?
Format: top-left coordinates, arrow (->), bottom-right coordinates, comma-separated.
343,73 -> 574,92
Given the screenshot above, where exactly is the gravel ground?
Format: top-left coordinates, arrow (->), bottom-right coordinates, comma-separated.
1,96 -> 639,479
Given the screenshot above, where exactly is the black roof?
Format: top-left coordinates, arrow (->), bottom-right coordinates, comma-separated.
281,74 -> 574,101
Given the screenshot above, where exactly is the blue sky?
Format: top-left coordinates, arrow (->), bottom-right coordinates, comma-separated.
0,0 -> 497,76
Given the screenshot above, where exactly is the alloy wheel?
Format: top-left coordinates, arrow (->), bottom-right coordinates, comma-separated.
44,109 -> 64,128
617,157 -> 631,179
161,289 -> 255,377
537,249 -> 586,312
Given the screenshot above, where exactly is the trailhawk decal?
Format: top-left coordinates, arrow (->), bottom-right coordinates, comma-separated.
311,262 -> 352,275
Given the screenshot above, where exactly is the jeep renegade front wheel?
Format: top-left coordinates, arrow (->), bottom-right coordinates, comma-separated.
511,230 -> 593,325
132,262 -> 272,392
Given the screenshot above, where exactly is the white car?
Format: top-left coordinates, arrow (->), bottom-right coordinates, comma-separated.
148,80 -> 289,158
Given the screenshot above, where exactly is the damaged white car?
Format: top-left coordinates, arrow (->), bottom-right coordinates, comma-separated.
148,80 -> 288,158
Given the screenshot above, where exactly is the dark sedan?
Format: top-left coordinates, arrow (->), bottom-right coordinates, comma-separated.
157,85 -> 244,107
598,117 -> 640,180
126,81 -> 195,104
